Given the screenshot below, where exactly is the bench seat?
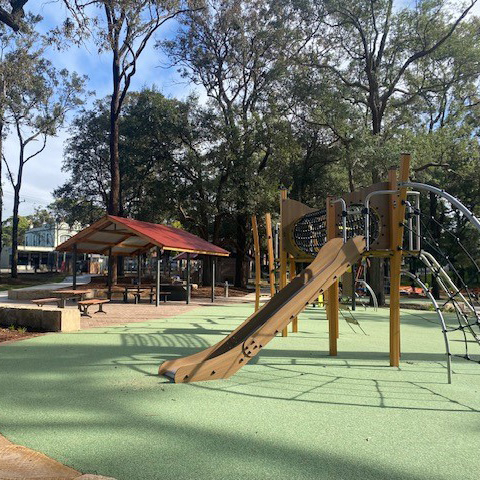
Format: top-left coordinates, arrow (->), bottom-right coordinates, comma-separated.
78,299 -> 110,317
31,298 -> 62,308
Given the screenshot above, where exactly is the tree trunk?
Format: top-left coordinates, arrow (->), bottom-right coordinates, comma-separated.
108,49 -> 121,285
0,119 -> 3,265
11,184 -> 21,278
368,257 -> 384,306
234,213 -> 248,288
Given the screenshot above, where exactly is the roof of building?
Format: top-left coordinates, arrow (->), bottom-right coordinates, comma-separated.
55,215 -> 229,257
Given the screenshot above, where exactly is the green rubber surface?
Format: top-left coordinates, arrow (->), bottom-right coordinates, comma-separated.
0,304 -> 479,480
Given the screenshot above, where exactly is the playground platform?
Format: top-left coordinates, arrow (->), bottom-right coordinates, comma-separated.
0,302 -> 479,480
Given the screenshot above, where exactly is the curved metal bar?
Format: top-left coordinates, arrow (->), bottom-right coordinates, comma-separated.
401,270 -> 452,384
399,182 -> 480,234
357,280 -> 378,311
331,197 -> 347,243
364,190 -> 399,250
419,251 -> 480,347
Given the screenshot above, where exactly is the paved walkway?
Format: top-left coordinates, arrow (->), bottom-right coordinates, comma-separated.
0,433 -> 115,479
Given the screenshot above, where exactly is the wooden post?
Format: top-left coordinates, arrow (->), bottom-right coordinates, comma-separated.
279,188 -> 288,336
72,244 -> 77,290
265,213 -> 276,298
252,215 -> 261,312
389,154 -> 410,367
289,256 -> 298,332
211,257 -> 216,303
326,196 -> 339,355
156,247 -> 161,307
186,253 -> 191,304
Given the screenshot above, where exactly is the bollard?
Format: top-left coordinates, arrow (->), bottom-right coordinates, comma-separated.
224,281 -> 229,298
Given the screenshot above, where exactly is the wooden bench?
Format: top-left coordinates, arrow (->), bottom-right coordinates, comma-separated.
78,299 -> 110,317
31,297 -> 62,308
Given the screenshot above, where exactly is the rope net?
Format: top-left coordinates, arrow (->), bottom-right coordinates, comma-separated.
402,208 -> 480,363
292,205 -> 380,257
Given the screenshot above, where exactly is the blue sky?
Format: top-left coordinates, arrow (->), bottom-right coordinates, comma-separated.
2,1 -> 201,219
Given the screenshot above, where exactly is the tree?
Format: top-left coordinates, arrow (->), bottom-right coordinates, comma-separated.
0,1 -> 28,31
163,0 -> 297,286
2,31 -> 85,277
287,0 -> 479,304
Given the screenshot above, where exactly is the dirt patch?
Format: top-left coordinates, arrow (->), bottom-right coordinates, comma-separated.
191,286 -> 251,298
0,327 -> 44,343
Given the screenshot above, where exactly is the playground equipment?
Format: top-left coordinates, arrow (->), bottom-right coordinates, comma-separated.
159,153 -> 480,383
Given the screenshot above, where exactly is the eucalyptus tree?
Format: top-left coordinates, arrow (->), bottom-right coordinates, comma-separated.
0,0 -> 28,31
3,33 -> 86,277
162,0 -> 298,286
285,0 -> 479,304
62,0 -> 203,217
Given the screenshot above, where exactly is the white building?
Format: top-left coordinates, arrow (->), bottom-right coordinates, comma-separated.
1,222 -> 81,271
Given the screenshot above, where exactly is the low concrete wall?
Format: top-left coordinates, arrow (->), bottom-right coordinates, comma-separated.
0,304 -> 80,332
8,289 -> 95,301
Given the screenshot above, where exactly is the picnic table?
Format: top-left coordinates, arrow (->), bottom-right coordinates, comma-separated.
51,290 -> 90,308
123,285 -> 172,304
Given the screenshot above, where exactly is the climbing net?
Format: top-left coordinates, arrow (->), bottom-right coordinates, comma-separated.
292,204 -> 380,257
402,204 -> 480,363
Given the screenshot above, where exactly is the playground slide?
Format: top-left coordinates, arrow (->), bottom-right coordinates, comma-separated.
158,235 -> 366,383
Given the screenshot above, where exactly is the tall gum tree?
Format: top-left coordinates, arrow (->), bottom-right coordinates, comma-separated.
290,0 -> 478,304
162,0 -> 296,286
2,30 -> 85,277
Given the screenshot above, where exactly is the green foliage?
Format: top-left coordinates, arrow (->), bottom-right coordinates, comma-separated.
2,216 -> 31,247
54,0 -> 480,287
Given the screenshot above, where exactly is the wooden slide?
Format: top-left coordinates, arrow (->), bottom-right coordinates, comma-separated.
159,236 -> 366,383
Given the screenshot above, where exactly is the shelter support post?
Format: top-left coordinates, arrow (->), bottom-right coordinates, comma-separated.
107,247 -> 113,299
252,215 -> 261,312
326,196 -> 339,355
211,257 -> 216,303
186,253 -> 191,304
72,244 -> 77,290
156,247 -> 162,307
265,213 -> 276,298
389,154 -> 410,367
137,254 -> 141,291
279,188 -> 288,336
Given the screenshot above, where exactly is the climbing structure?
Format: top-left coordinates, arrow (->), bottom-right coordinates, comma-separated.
159,153 -> 480,383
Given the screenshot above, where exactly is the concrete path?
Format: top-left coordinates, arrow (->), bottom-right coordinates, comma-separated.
0,275 -> 92,300
0,434 -> 115,479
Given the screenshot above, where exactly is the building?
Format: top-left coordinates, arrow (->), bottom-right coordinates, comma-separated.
0,222 -> 81,272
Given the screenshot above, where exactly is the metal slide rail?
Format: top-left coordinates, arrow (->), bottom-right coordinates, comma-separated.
401,270 -> 452,384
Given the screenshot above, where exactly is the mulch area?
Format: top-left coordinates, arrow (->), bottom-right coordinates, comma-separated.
0,327 -> 44,343
191,286 -> 251,298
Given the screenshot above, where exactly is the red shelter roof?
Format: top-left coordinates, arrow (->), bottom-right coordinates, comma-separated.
56,215 -> 229,257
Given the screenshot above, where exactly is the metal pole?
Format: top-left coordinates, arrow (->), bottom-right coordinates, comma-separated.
72,244 -> 77,290
137,254 -> 141,290
107,247 -> 112,300
331,197 -> 347,243
211,257 -> 216,303
399,182 -> 480,234
401,270 -> 452,384
156,247 -> 161,307
186,253 -> 191,304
